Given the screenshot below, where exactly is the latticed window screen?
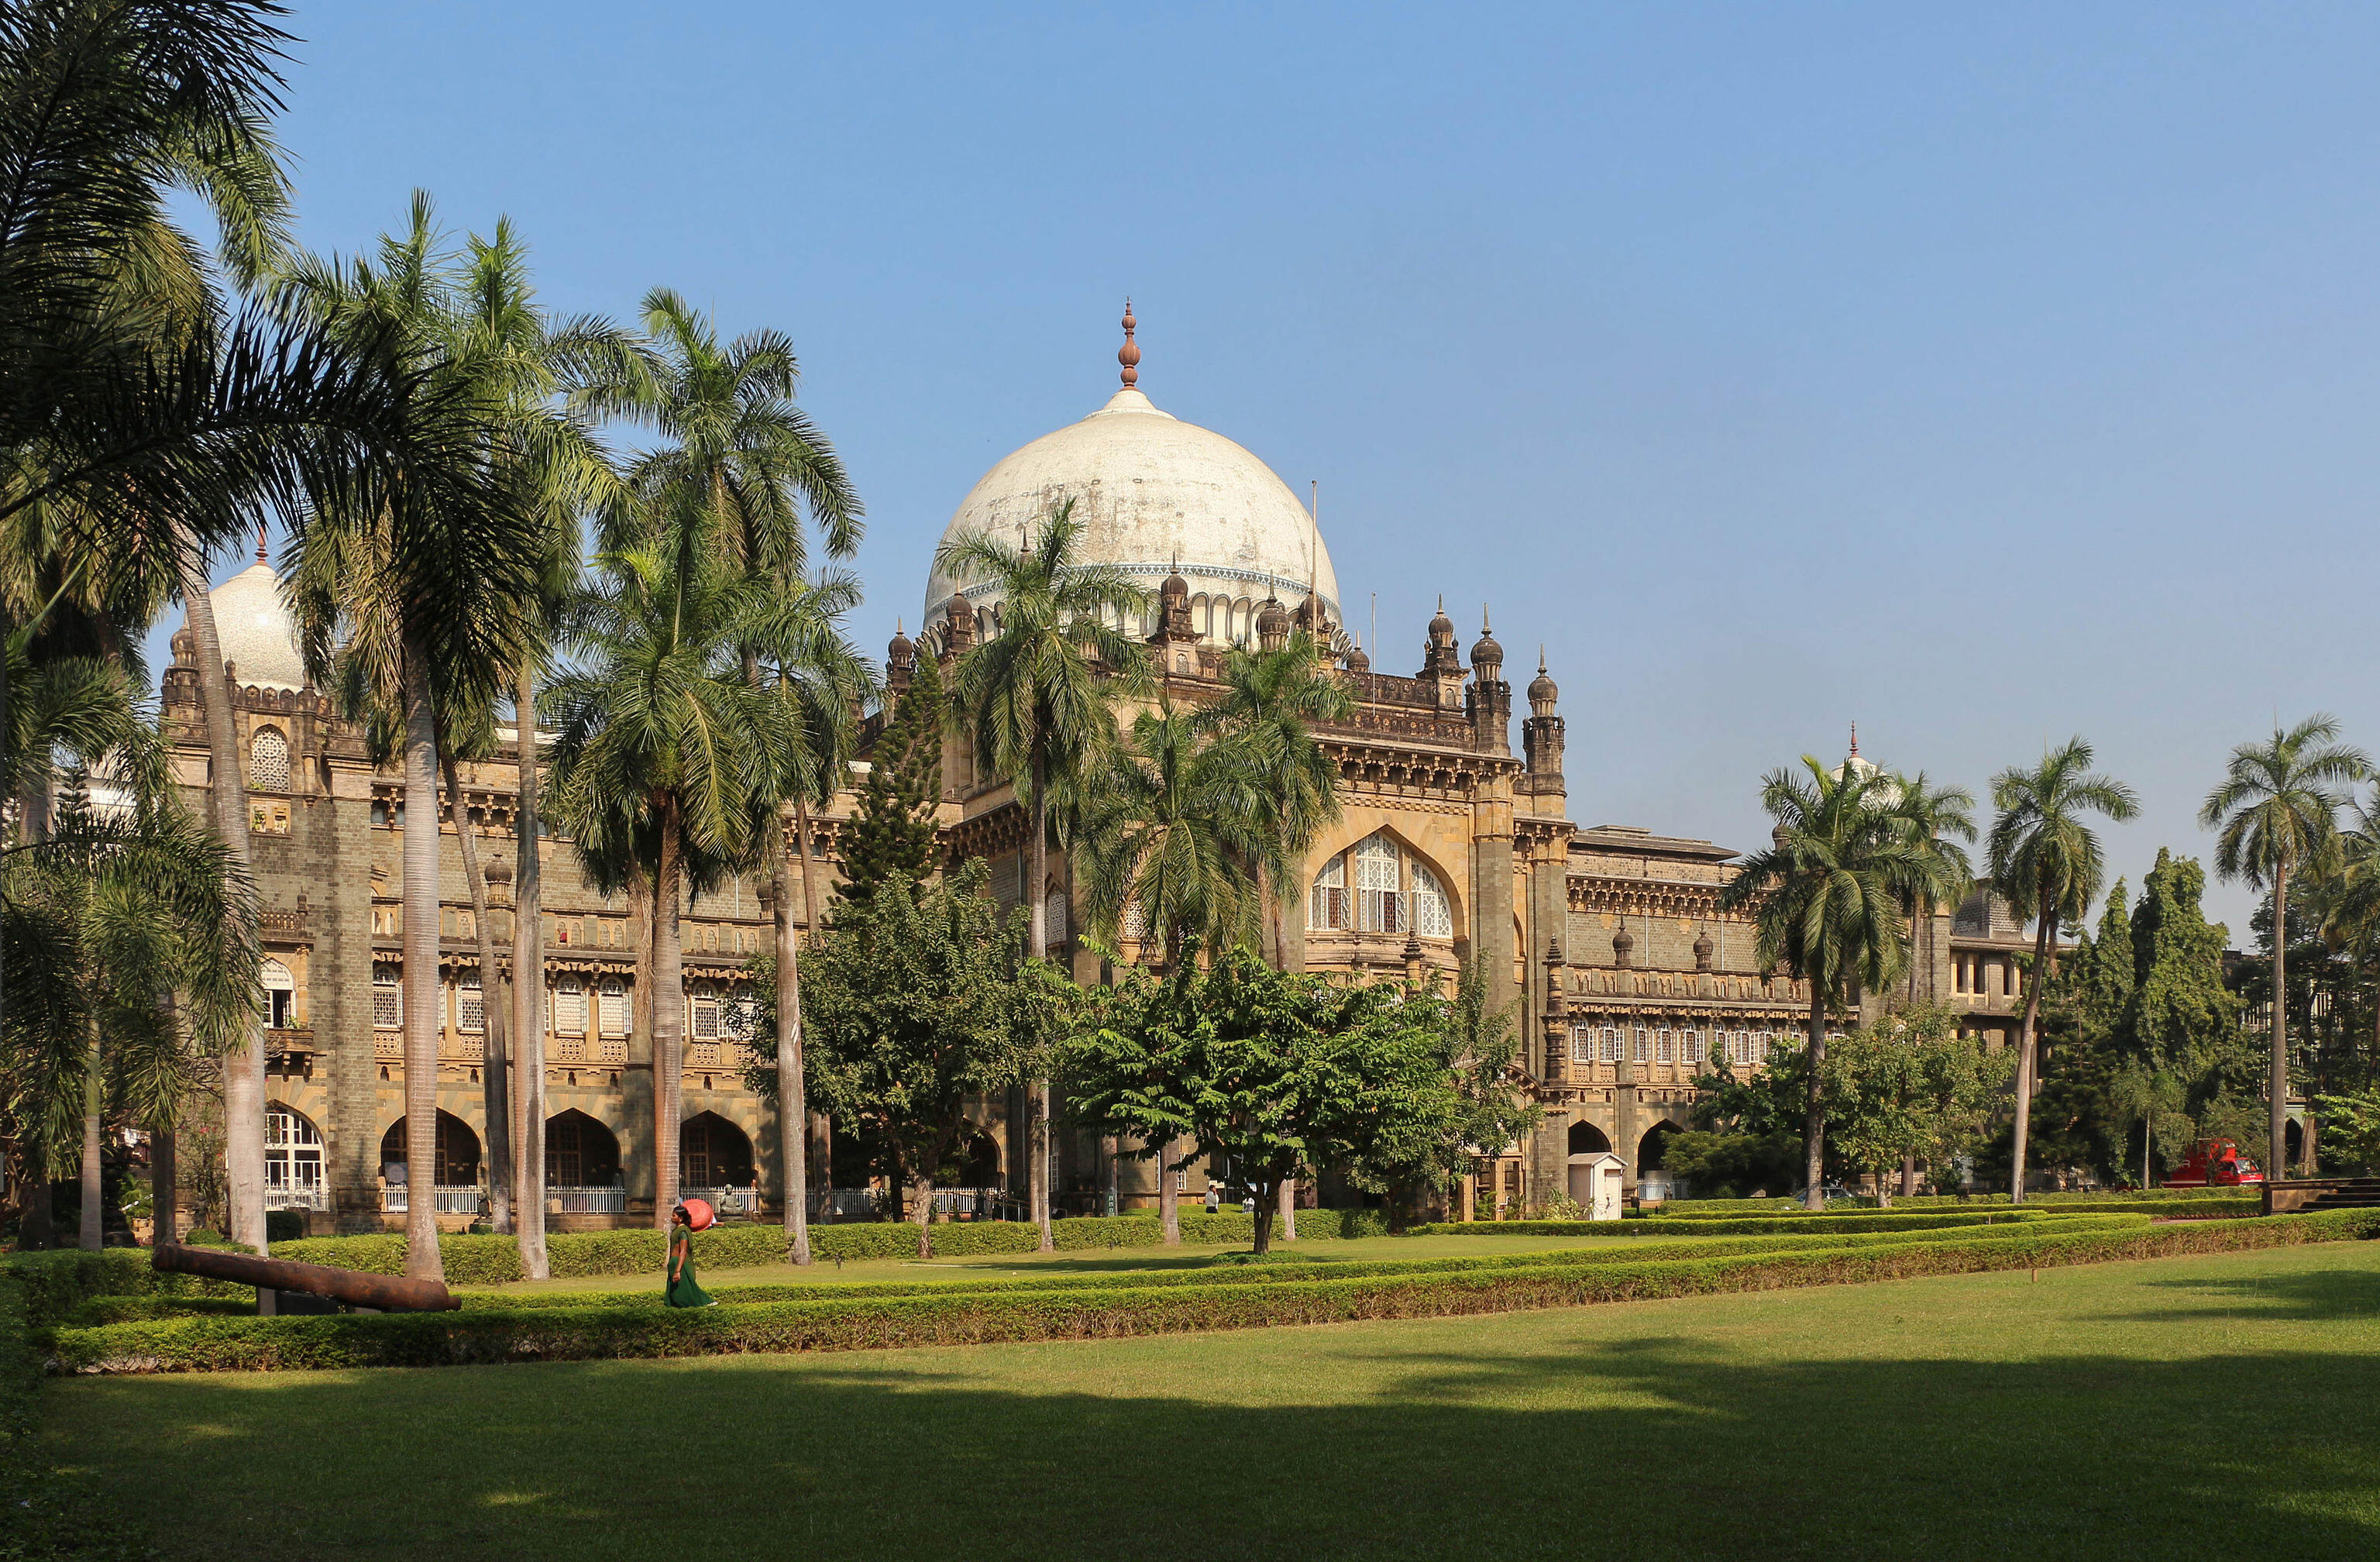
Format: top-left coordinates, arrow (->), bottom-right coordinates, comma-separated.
598,975 -> 628,1037
1045,889 -> 1069,945
1354,833 -> 1402,933
1633,1028 -> 1650,1064
690,984 -> 721,1040
724,989 -> 755,1041
1680,1030 -> 1700,1067
1121,898 -> 1146,939
1310,855 -> 1347,931
1409,862 -> 1453,938
1656,1029 -> 1673,1064
555,975 -> 586,1036
1570,1025 -> 1594,1062
249,727 -> 290,791
372,964 -> 400,1028
456,972 -> 483,1032
1601,1028 -> 1622,1063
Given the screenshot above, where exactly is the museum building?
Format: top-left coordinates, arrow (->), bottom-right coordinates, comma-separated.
168,310 -> 2036,1230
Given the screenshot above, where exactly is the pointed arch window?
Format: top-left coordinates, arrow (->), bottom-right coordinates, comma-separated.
597,975 -> 628,1037
372,963 -> 400,1029
260,958 -> 294,1029
249,727 -> 290,792
1310,855 -> 1347,931
1410,862 -> 1452,938
1353,834 -> 1402,934
690,980 -> 721,1041
1045,888 -> 1070,947
555,974 -> 586,1037
455,972 -> 483,1033
265,1104 -> 325,1209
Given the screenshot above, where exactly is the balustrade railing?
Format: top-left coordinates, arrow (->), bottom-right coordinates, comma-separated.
380,1184 -> 483,1214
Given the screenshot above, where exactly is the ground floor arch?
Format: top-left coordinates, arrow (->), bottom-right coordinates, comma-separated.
546,1109 -> 621,1189
680,1110 -> 755,1191
265,1102 -> 326,1210
1567,1120 -> 1611,1156
380,1110 -> 480,1187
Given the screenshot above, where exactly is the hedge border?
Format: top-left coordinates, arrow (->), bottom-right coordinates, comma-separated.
1408,1209 -> 2056,1238
445,1213 -> 2155,1311
55,1208 -> 2365,1374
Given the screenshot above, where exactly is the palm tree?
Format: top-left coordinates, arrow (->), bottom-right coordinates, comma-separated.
2,1 -> 481,1254
1197,636 -> 1352,966
274,198 -> 549,1281
1718,756 -> 1958,1209
545,545 -> 788,1229
1075,704 -> 1271,1244
1892,771 -> 1976,1004
1990,737 -> 2141,1203
2313,791 -> 2380,1130
2199,717 -> 2371,1180
576,290 -> 862,1260
939,497 -> 1150,1249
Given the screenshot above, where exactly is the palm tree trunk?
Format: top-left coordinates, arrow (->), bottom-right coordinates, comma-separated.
174,535 -> 268,1255
1804,984 -> 1828,1211
2010,898 -> 2057,1207
78,1014 -> 101,1251
511,665 -> 549,1280
444,755 -> 511,1235
772,806 -> 812,1264
150,1119 -> 176,1246
398,632 -> 446,1281
1029,752 -> 1055,1252
2271,868 -> 2290,1182
652,803 -> 685,1228
1158,1134 -> 1179,1245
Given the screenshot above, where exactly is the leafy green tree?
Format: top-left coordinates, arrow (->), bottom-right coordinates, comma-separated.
1345,959 -> 1539,1226
837,652 -> 945,908
940,497 -> 1150,1249
1986,737 -> 2140,1202
1061,950 -> 1460,1253
2200,715 -> 2371,1176
2309,1088 -> 2380,1175
1075,704 -> 1264,970
794,860 -> 1047,1258
2067,880 -> 2136,1046
2121,850 -> 2242,1085
1719,755 -> 1961,1209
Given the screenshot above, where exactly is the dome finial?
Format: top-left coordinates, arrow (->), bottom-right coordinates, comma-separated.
1118,298 -> 1140,389
255,520 -> 268,565
1849,721 -> 1859,758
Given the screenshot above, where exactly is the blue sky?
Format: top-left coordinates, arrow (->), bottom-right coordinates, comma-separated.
206,2 -> 2380,936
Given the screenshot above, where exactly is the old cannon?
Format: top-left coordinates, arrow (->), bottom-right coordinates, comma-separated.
152,1242 -> 462,1316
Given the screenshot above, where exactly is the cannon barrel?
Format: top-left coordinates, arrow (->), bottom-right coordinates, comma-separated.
151,1243 -> 460,1312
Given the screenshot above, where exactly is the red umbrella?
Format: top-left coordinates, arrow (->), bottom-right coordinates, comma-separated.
680,1198 -> 716,1231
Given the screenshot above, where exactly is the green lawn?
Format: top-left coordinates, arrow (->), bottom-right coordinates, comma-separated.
466,1230 -> 1642,1294
46,1241 -> 2380,1561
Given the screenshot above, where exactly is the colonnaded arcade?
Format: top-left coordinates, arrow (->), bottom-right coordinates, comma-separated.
170,310 -> 2038,1230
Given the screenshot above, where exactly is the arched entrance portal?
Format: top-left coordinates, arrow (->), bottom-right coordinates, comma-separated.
1567,1120 -> 1611,1156
546,1110 -> 624,1213
1638,1121 -> 1684,1203
379,1110 -> 481,1214
680,1112 -> 755,1196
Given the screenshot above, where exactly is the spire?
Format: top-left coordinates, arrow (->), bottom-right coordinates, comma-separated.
1849,721 -> 1859,759
1118,298 -> 1140,389
255,520 -> 268,565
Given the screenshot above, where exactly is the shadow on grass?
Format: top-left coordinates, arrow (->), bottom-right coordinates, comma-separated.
45,1326 -> 2380,1562
2109,1266 -> 2380,1322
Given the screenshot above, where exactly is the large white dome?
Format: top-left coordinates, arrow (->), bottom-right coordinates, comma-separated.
925,384 -> 1340,647
205,560 -> 306,690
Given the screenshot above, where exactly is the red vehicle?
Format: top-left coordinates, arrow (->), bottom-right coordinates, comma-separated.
2162,1137 -> 2265,1188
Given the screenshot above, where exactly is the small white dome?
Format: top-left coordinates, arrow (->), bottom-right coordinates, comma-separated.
926,385 -> 1339,645
203,562 -> 305,690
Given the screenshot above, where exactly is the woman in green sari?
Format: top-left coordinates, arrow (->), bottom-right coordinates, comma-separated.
664,1205 -> 715,1308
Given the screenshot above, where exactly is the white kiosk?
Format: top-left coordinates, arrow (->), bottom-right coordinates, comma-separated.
1566,1151 -> 1626,1221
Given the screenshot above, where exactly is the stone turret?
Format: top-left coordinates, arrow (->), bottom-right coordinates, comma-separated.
940,589 -> 975,664
886,621 -> 916,700
1257,595 -> 1290,652
1465,607 -> 1511,757
1542,938 -> 1568,1084
1420,597 -> 1463,708
1520,647 -> 1566,813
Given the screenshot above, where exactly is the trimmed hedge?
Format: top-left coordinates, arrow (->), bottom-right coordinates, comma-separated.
46,1209 -> 2379,1374
1648,1194 -> 2263,1222
0,1211 -> 1392,1316
1412,1209 -> 2058,1238
449,1213 -> 2156,1311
